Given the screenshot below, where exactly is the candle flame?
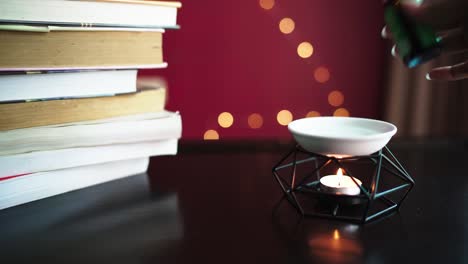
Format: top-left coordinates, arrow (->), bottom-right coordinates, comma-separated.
337,168 -> 343,187
337,168 -> 343,176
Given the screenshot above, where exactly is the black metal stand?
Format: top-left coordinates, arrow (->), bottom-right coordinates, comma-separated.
272,145 -> 414,224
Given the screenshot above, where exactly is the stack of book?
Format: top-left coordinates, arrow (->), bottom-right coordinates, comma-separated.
0,0 -> 182,210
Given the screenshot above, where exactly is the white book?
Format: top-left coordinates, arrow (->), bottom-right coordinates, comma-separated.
0,24 -> 166,32
0,70 -> 137,102
0,157 -> 149,210
0,139 -> 177,177
0,111 -> 182,156
0,0 -> 181,29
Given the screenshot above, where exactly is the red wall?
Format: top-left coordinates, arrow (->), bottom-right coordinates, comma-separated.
140,0 -> 386,139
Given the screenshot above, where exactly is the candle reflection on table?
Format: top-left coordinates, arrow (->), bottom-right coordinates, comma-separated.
308,226 -> 363,263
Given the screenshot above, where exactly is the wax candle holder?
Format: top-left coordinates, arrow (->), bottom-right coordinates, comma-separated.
272,145 -> 414,224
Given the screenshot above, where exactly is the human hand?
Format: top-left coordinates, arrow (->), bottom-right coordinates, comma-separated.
382,0 -> 468,81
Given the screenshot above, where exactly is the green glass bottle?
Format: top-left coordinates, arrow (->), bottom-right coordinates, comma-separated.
383,0 -> 442,68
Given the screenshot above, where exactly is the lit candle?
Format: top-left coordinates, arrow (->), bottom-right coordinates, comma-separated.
320,168 -> 362,196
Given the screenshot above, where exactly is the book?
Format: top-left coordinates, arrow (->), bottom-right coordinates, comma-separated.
0,111 -> 181,155
0,138 -> 178,177
0,157 -> 149,210
0,70 -> 138,102
0,29 -> 164,71
0,87 -> 166,131
0,0 -> 181,29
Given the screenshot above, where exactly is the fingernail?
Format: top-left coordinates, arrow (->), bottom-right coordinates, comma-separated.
381,27 -> 387,38
400,0 -> 424,7
391,46 -> 397,57
425,73 -> 431,80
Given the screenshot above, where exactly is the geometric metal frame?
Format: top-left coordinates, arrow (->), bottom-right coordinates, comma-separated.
272,145 -> 415,224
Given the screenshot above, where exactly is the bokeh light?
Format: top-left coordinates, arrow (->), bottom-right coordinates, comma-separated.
297,42 -> 314,58
314,66 -> 330,83
259,0 -> 275,10
333,108 -> 350,117
279,18 -> 295,34
218,112 -> 234,128
277,110 -> 293,126
203,129 -> 219,140
306,111 -> 321,118
248,113 -> 264,129
328,90 -> 344,107
333,229 -> 340,240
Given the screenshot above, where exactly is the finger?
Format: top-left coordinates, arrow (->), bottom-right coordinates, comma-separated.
381,26 -> 392,39
426,61 -> 468,81
438,27 -> 468,54
398,0 -> 467,32
388,28 -> 466,60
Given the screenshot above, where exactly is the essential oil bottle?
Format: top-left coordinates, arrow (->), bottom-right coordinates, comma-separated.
383,0 -> 442,68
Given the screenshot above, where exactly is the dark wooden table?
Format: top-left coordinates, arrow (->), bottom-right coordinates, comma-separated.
0,140 -> 467,264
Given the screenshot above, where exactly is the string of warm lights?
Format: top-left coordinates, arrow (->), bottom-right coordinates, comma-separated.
203,0 -> 350,140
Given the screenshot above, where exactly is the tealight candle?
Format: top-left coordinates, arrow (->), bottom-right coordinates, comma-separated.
320,168 -> 362,196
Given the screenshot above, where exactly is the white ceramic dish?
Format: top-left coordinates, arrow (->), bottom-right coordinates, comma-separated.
288,117 -> 397,157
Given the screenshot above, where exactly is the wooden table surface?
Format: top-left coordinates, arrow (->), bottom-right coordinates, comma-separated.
0,140 -> 467,264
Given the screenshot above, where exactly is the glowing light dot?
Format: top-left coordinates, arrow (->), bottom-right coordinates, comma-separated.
333,108 -> 350,117
203,129 -> 219,140
279,18 -> 295,34
248,113 -> 264,129
218,112 -> 234,128
277,110 -> 293,126
333,229 -> 340,240
297,42 -> 314,58
306,111 -> 321,118
259,0 -> 275,10
328,90 -> 345,107
314,66 -> 330,83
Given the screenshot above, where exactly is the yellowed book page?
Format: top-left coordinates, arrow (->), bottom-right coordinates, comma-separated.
0,88 -> 166,131
0,30 -> 162,69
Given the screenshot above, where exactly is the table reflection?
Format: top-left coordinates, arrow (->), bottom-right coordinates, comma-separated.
307,225 -> 363,263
